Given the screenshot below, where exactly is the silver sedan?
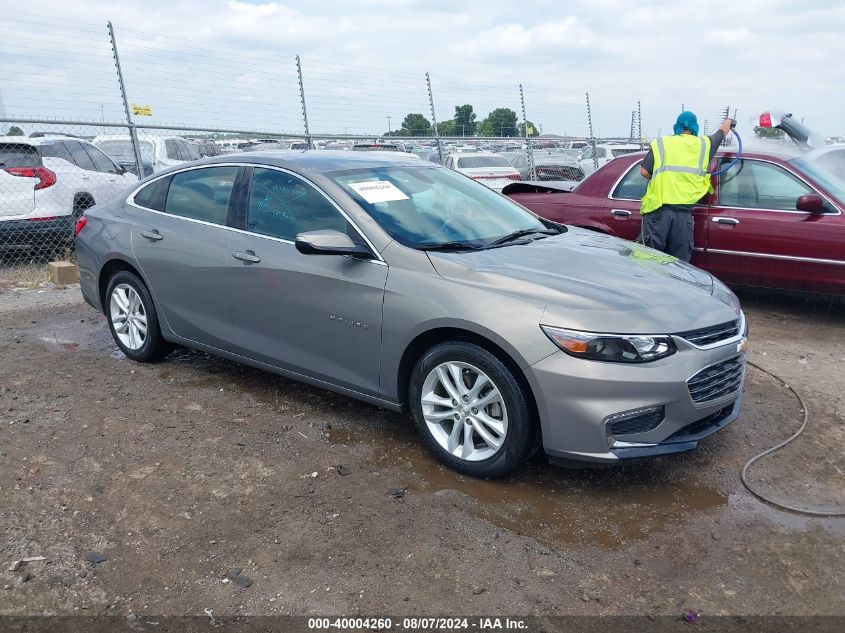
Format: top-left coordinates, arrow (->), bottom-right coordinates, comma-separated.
75,151 -> 747,477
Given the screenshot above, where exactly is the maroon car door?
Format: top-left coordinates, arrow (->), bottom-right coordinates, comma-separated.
704,158 -> 844,293
606,160 -> 711,265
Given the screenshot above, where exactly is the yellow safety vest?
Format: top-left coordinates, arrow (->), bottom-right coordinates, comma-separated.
640,134 -> 713,214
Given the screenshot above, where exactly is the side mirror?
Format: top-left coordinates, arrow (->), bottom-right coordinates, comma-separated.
796,193 -> 825,214
295,229 -> 373,259
116,164 -> 127,175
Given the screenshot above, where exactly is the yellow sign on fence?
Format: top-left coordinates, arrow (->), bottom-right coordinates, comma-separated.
131,104 -> 152,116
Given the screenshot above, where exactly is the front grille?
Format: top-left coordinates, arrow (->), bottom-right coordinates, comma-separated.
667,405 -> 735,440
687,355 -> 745,404
608,407 -> 664,436
677,319 -> 740,347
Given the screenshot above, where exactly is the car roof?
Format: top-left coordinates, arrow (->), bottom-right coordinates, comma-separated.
199,149 -> 430,172
0,135 -> 93,145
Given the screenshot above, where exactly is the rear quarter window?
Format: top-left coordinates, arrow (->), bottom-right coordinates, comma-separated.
132,176 -> 171,212
0,143 -> 41,167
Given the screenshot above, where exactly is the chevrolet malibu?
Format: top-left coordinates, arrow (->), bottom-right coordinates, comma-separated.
75,152 -> 748,477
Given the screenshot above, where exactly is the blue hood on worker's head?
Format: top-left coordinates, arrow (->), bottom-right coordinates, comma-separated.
674,111 -> 699,136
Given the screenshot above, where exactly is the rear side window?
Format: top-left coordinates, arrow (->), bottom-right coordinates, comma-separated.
133,176 -> 171,211
0,143 -> 41,167
38,141 -> 74,164
165,140 -> 180,160
164,166 -> 238,225
65,141 -> 96,171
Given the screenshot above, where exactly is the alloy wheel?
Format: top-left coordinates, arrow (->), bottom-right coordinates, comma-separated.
110,283 -> 147,351
420,361 -> 508,461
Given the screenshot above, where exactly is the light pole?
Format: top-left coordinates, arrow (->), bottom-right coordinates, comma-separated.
387,115 -> 392,136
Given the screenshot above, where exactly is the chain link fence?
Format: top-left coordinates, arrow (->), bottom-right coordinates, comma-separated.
1,9 -> 649,280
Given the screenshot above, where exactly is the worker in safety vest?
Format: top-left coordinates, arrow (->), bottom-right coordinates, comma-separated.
639,113 -> 733,261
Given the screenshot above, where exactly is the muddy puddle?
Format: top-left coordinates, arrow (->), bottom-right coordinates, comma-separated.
28,312 -> 123,357
327,425 -> 728,548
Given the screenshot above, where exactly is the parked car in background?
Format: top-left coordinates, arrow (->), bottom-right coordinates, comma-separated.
76,151 -> 747,477
352,142 -> 404,153
504,147 -> 845,295
192,140 -> 222,158
503,151 -> 584,182
93,135 -> 200,176
1,136 -> 137,251
444,153 -> 521,191
241,142 -> 289,152
579,143 -> 642,175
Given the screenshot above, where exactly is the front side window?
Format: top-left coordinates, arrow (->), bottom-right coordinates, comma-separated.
164,166 -> 238,224
82,144 -> 119,173
65,141 -> 96,171
246,168 -> 349,241
612,163 -> 649,200
329,166 -> 548,248
719,159 -> 812,210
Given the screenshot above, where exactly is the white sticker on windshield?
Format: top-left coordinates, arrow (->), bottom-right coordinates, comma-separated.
349,180 -> 409,204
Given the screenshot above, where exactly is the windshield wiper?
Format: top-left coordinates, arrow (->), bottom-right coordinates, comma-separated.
486,228 -> 558,247
417,241 -> 486,252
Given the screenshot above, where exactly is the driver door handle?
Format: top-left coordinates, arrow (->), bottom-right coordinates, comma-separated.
232,250 -> 261,264
611,208 -> 632,217
712,217 -> 739,225
141,229 -> 163,241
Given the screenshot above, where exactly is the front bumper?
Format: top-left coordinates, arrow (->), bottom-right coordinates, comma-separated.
526,330 -> 747,465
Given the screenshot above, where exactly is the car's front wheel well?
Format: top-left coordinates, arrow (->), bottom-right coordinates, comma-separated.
99,259 -> 144,311
397,328 -> 539,421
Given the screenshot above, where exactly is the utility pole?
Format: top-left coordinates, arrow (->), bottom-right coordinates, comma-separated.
637,100 -> 642,148
426,72 -> 443,164
108,21 -> 144,178
100,104 -> 105,123
586,92 -> 598,171
519,83 -> 535,180
387,115 -> 392,136
296,55 -> 312,148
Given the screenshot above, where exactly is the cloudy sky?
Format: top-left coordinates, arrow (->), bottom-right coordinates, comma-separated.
2,0 -> 844,137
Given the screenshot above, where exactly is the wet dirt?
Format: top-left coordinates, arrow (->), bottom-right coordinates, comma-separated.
0,287 -> 843,617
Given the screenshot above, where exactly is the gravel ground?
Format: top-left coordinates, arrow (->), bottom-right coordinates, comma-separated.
0,284 -> 843,619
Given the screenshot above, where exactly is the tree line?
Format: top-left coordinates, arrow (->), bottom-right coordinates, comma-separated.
386,105 -> 539,138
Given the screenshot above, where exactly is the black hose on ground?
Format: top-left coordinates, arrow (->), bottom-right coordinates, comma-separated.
742,361 -> 845,517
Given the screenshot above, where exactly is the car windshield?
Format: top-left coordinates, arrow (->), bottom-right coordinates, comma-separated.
329,166 -> 550,248
611,148 -> 641,157
790,156 -> 845,202
456,156 -> 511,168
96,140 -> 154,162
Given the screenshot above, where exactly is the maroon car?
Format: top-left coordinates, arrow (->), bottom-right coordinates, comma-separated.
504,147 -> 845,295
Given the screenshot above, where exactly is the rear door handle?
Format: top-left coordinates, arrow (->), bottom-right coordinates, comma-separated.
141,229 -> 163,241
712,217 -> 739,225
232,250 -> 261,264
611,208 -> 632,217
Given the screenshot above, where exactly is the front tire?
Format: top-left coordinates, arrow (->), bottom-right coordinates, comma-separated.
105,271 -> 171,362
409,341 -> 538,478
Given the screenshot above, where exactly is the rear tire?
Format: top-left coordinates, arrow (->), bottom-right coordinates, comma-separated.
105,271 -> 172,362
409,341 -> 538,478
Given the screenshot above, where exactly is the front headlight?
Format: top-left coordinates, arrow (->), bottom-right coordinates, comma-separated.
541,325 -> 676,363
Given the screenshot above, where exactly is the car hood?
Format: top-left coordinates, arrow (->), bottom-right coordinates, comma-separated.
427,228 -> 740,334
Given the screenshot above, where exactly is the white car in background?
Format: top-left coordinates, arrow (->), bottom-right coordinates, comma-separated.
579,143 -> 642,175
444,153 -> 521,191
93,135 -> 200,177
0,136 -> 138,251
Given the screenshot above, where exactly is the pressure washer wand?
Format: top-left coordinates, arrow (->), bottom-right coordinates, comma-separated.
710,118 -> 742,177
